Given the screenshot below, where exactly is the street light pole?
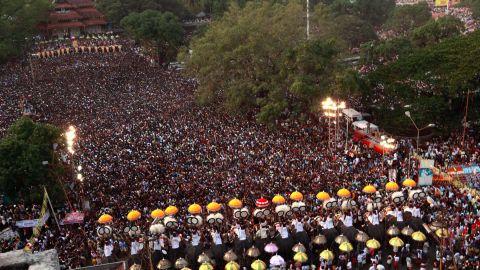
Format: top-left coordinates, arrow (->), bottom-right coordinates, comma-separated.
306,0 -> 310,40
345,118 -> 349,152
404,111 -> 435,153
322,98 -> 345,149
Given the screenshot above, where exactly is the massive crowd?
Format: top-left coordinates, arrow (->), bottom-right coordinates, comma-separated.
0,38 -> 479,270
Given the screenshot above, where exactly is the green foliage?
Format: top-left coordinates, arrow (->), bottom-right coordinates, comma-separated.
121,10 -> 184,62
96,0 -> 188,25
333,15 -> 377,48
355,0 -> 395,27
359,37 -> 413,65
366,31 -> 480,132
385,2 -> 431,35
0,118 -> 66,204
313,0 -> 394,46
411,16 -> 464,47
184,1 -> 341,122
313,6 -> 377,49
0,0 -> 51,63
199,0 -> 230,17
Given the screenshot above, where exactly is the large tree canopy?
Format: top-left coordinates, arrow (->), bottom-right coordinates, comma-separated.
313,1 -> 379,49
411,16 -> 464,47
0,0 -> 51,63
96,0 -> 188,25
355,0 -> 395,27
385,2 -> 431,35
365,31 -> 480,132
183,1 -> 341,123
0,118 -> 66,203
121,10 -> 184,62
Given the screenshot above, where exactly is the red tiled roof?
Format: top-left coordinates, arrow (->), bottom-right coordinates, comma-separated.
49,10 -> 82,21
83,18 -> 107,26
55,2 -> 74,9
76,7 -> 104,18
46,21 -> 85,30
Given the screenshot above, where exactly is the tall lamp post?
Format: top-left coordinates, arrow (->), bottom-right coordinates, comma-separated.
322,98 -> 346,149
404,111 -> 435,153
379,136 -> 396,172
306,0 -> 310,40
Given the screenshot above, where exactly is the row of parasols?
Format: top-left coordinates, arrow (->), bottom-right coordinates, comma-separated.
35,34 -> 120,44
139,227 -> 433,270
32,45 -> 123,59
97,179 -> 417,224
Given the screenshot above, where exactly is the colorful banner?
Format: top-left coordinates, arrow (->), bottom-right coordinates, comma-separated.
15,212 -> 50,228
60,211 -> 85,225
447,164 -> 480,175
0,228 -> 18,241
418,159 -> 434,186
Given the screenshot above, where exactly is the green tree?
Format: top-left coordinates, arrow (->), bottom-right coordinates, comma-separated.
332,15 -> 377,48
199,0 -> 229,17
96,0 -> 188,25
0,118 -> 66,203
385,2 -> 431,35
411,16 -> 464,47
327,0 -> 356,16
0,0 -> 51,63
313,5 -> 377,49
366,31 -> 480,132
355,0 -> 395,27
121,10 -> 184,63
359,37 -> 413,65
184,1 -> 341,122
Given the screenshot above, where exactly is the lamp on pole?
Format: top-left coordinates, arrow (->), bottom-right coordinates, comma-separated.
322,98 -> 345,149
379,136 -> 396,172
404,111 -> 435,153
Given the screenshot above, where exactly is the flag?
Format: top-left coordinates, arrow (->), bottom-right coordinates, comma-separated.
24,189 -> 49,252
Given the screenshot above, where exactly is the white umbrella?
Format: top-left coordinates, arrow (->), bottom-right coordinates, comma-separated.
264,242 -> 279,254
269,255 -> 285,266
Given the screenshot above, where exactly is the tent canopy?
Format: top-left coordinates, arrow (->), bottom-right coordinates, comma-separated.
352,120 -> 378,131
342,108 -> 362,120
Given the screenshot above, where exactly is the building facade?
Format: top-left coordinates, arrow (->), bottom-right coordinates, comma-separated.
38,0 -> 107,37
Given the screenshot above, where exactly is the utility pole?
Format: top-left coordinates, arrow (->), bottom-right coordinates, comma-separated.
306,0 -> 310,40
462,89 -> 470,146
28,54 -> 36,84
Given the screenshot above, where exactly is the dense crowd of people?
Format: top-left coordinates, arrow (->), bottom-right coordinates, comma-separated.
0,30 -> 479,270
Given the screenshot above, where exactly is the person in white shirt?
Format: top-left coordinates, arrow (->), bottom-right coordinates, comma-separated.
152,235 -> 166,268
412,205 -> 421,218
210,228 -> 224,263
368,212 -> 380,225
186,229 -> 202,267
103,241 -> 114,263
130,238 -> 144,265
322,215 -> 334,229
342,213 -> 353,227
169,232 -> 182,262
395,207 -> 403,223
292,218 -> 304,233
234,224 -> 247,241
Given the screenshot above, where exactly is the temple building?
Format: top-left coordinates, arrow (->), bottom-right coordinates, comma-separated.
38,0 -> 108,37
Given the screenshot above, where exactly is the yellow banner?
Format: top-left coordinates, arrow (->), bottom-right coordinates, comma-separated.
435,0 -> 449,6
24,189 -> 49,252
